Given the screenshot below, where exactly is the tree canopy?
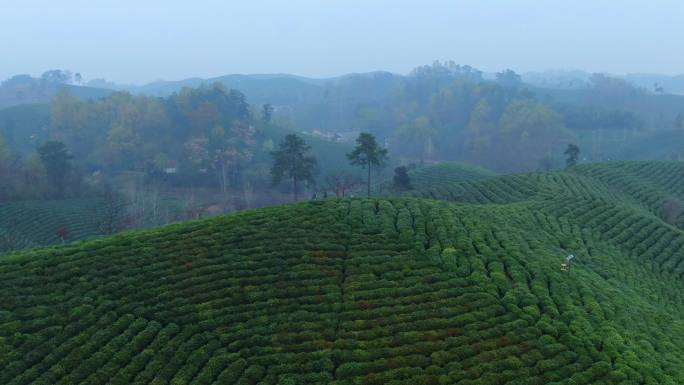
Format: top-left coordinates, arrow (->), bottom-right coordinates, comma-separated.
347,133 -> 388,196
37,141 -> 72,198
270,134 -> 317,201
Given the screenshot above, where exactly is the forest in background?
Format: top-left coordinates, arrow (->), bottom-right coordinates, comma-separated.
1,61 -> 684,242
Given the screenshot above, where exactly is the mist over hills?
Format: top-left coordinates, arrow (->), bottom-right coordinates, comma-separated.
4,1 -> 684,383
4,67 -> 684,113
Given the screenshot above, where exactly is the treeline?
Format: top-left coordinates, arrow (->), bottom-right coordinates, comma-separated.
352,62 -> 648,172
48,83 -> 254,184
0,137 -> 81,201
0,84 -> 252,200
0,83 -> 373,205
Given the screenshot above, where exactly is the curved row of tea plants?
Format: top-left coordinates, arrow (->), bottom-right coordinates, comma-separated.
571,161 -> 684,227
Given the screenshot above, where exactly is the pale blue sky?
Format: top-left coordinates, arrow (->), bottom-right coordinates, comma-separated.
2,0 -> 683,84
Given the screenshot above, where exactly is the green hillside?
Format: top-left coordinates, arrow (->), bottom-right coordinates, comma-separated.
2,162 -> 684,383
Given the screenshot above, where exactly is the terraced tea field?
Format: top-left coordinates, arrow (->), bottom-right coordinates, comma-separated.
2,161 -> 684,384
379,161 -> 496,195
573,161 -> 684,227
408,162 -> 497,189
0,198 -> 107,252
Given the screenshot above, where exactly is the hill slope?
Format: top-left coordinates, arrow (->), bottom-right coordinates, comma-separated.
2,162 -> 684,384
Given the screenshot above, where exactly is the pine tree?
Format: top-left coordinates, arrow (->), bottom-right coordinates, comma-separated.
347,133 -> 388,197
271,134 -> 317,201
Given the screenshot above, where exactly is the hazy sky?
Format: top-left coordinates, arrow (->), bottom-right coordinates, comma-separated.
2,0 -> 683,84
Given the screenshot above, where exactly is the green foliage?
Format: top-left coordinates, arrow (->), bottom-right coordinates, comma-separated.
37,141 -> 73,198
392,166 -> 413,192
270,134 -> 317,201
347,132 -> 388,196
565,144 -> 580,167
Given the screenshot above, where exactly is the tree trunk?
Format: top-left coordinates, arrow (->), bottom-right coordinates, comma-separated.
367,163 -> 371,197
293,177 -> 298,201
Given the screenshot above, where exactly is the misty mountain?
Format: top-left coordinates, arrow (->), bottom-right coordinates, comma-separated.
522,70 -> 684,95
0,74 -> 112,110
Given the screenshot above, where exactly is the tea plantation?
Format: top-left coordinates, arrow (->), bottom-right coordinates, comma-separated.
408,162 -> 497,190
0,198 -> 107,252
2,161 -> 684,384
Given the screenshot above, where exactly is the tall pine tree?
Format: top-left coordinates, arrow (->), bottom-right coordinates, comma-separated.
271,134 -> 317,201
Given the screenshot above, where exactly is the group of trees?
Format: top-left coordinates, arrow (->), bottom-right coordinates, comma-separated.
377,63 -> 573,172
270,132 -> 388,200
45,82 -> 256,189
0,136 -> 78,201
307,61 -> 655,173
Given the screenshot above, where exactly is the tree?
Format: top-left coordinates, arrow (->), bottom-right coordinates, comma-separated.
564,144 -> 580,167
262,104 -> 273,124
395,116 -> 435,162
209,123 -> 255,193
393,166 -> 413,191
37,141 -> 72,197
496,69 -> 522,88
324,173 -> 361,198
497,100 -> 569,172
41,69 -> 72,85
271,134 -> 317,201
347,133 -> 388,197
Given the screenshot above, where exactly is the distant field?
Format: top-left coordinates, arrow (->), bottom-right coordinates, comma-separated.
409,162 -> 497,188
380,161 -> 496,194
0,198 -> 106,252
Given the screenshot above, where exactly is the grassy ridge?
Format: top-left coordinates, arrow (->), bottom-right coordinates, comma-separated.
2,162 -> 684,383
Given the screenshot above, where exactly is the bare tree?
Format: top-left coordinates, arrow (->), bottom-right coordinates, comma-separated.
325,174 -> 362,198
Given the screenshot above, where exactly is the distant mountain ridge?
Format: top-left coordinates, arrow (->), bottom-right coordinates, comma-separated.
0,77 -> 112,111
522,70 -> 684,94
3,68 -> 683,116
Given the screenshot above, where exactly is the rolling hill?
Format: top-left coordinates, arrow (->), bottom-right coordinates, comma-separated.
2,161 -> 684,383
